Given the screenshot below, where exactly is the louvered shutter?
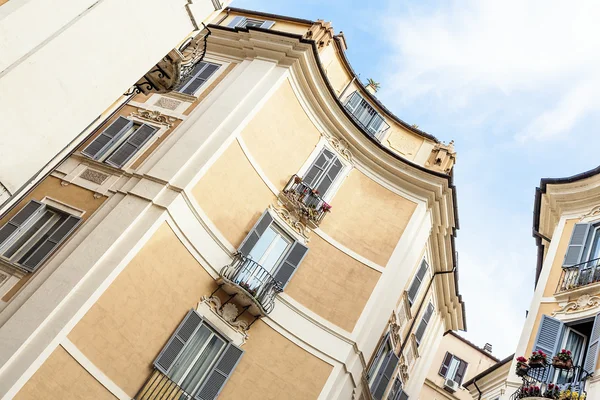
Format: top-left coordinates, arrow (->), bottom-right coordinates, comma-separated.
238,210 -> 274,256
345,92 -> 362,114
259,20 -> 275,29
227,16 -> 246,28
454,360 -> 468,385
273,241 -> 308,288
315,157 -> 342,196
407,260 -> 429,304
438,352 -> 453,377
82,116 -> 132,159
180,63 -> 220,95
20,215 -> 81,272
533,315 -> 564,361
563,223 -> 592,267
396,390 -> 408,400
583,313 -> 600,374
368,333 -> 390,379
154,310 -> 203,374
105,124 -> 157,168
415,303 -> 434,344
0,200 -> 44,247
303,149 -> 333,188
372,351 -> 399,400
368,114 -> 385,137
195,342 -> 244,400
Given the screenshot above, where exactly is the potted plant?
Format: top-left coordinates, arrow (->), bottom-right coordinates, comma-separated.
294,176 -> 302,184
520,385 -> 541,398
529,350 -> 548,369
544,383 -> 560,399
515,356 -> 529,376
322,202 -> 332,213
553,349 -> 573,370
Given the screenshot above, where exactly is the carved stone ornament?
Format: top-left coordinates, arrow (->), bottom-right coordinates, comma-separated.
79,168 -> 109,185
388,312 -> 401,348
269,204 -> 311,241
131,109 -> 177,128
202,295 -> 250,332
397,356 -> 410,383
321,131 -> 354,164
154,97 -> 182,111
580,206 -> 600,221
553,294 -> 600,316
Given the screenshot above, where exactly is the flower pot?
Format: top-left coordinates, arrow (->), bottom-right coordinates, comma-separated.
552,358 -> 573,370
516,363 -> 529,377
528,359 -> 547,369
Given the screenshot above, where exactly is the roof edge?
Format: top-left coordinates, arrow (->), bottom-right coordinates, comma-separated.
444,331 -> 500,362
225,7 -> 315,25
463,353 -> 514,388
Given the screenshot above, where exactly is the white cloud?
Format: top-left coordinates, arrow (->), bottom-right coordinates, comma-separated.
380,0 -> 600,141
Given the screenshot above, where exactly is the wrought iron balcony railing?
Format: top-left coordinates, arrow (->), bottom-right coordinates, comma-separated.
135,369 -> 193,400
556,257 -> 600,293
510,362 -> 590,400
219,253 -> 282,316
279,175 -> 331,228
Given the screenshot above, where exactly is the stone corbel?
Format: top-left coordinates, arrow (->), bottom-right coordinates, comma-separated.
199,295 -> 249,346
269,203 -> 311,241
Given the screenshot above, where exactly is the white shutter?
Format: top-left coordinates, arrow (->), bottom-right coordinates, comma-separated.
227,16 -> 246,28
563,223 -> 592,267
154,310 -> 204,374
259,20 -> 275,29
195,342 -> 244,400
583,313 -> 600,374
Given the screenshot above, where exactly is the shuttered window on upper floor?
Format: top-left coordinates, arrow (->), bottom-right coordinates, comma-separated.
415,302 -> 434,345
177,62 -> 221,96
302,148 -> 343,198
227,16 -> 275,30
344,91 -> 390,139
439,352 -> 468,385
0,200 -> 81,272
407,260 -> 429,305
81,116 -> 158,169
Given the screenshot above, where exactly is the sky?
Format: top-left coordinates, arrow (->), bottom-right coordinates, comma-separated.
233,0 -> 600,358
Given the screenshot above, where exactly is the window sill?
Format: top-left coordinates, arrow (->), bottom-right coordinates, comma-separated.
555,280 -> 600,301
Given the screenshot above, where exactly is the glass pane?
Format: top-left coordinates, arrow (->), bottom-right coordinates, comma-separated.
589,230 -> 600,263
260,234 -> 291,273
249,228 -> 278,262
3,210 -> 53,258
557,329 -> 585,384
169,325 -> 212,384
180,335 -> 226,394
447,358 -> 460,380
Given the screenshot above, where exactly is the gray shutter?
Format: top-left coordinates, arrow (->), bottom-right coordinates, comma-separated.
273,241 -> 308,288
195,342 -> 244,400
303,149 -> 332,188
82,116 -> 132,159
105,124 -> 157,168
533,315 -> 564,361
315,157 -> 342,196
397,391 -> 409,400
154,310 -> 203,374
0,200 -> 44,247
407,260 -> 429,304
20,215 -> 81,272
227,16 -> 246,28
439,352 -> 453,377
372,351 -> 399,400
181,63 -> 219,95
583,313 -> 600,374
238,210 -> 274,256
454,360 -> 468,385
415,303 -> 434,344
563,223 -> 592,267
259,20 -> 275,29
368,333 -> 390,379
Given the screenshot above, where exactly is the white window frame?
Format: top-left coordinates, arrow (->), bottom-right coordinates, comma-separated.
248,223 -> 294,273
266,208 -> 308,246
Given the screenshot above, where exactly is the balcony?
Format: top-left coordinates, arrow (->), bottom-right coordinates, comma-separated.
135,369 -> 193,400
556,257 -> 600,294
343,91 -> 390,140
278,175 -> 332,228
510,362 -> 590,400
218,253 -> 282,316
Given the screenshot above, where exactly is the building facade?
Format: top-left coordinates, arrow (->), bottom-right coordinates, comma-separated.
0,7 -> 465,400
465,166 -> 600,400
419,332 -> 497,400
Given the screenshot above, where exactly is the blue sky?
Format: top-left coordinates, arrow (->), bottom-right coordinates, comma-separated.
233,0 -> 600,358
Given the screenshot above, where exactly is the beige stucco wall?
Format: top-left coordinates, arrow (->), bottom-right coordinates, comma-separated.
384,128 -> 424,162
320,169 -> 417,266
15,346 -> 116,400
221,320 -> 332,400
286,233 -> 381,331
323,49 -> 352,96
68,223 -> 218,397
192,141 -> 276,248
241,79 -> 321,189
543,219 -> 577,297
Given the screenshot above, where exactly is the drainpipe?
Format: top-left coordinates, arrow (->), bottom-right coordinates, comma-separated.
473,380 -> 482,400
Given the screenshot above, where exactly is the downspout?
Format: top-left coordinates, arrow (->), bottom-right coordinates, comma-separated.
473,380 -> 482,400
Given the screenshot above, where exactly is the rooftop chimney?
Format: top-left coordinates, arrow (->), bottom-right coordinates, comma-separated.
483,343 -> 493,354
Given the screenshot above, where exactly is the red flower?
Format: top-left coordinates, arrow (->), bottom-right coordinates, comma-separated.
517,356 -> 527,362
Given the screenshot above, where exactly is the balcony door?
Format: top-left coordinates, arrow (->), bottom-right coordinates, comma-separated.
248,224 -> 293,274
556,327 -> 587,385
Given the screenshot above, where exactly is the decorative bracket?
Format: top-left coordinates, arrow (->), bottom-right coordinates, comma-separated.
269,203 -> 311,241
553,294 -> 600,317
131,109 -> 178,128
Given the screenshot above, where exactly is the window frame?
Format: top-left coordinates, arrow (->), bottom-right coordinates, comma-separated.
177,61 -> 221,96
343,91 -> 390,140
440,352 -> 468,384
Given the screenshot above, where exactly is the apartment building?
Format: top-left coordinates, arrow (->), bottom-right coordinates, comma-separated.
0,7 -> 465,400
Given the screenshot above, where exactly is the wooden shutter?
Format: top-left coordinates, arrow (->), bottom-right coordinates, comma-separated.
82,116 -> 132,159
415,302 -> 434,344
397,390 -> 409,400
315,157 -> 343,196
238,210 -> 274,256
563,223 -> 592,267
195,342 -> 244,400
454,359 -> 468,385
438,352 -> 453,377
0,200 -> 44,247
180,63 -> 220,95
372,351 -> 399,400
303,149 -> 333,188
583,313 -> 600,374
227,16 -> 246,28
20,215 -> 81,272
154,310 -> 204,374
345,92 -> 362,114
259,20 -> 275,29
407,260 -> 429,304
368,333 -> 390,380
273,241 -> 308,288
533,315 -> 564,360
105,124 -> 157,168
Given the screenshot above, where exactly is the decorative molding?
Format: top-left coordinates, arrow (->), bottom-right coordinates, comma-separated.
79,168 -> 109,185
202,295 -> 250,333
0,273 -> 7,285
60,181 -> 69,187
269,204 -> 311,241
154,97 -> 182,111
388,312 -> 401,349
321,131 -> 354,164
580,205 -> 600,221
130,109 -> 177,128
553,294 -> 600,316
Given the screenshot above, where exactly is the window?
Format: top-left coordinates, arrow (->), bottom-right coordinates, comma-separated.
154,310 -> 243,399
302,148 -> 343,198
415,302 -> 434,345
227,16 -> 275,30
439,352 -> 468,385
407,260 -> 429,305
177,61 -> 220,96
238,210 -> 308,288
387,376 -> 408,400
0,200 -> 81,272
82,116 -> 158,168
367,333 -> 400,400
344,91 -> 390,139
